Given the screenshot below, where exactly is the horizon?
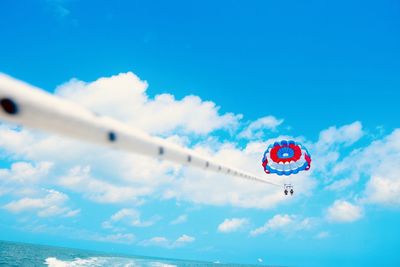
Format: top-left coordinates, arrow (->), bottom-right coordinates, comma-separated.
0,239 -> 213,263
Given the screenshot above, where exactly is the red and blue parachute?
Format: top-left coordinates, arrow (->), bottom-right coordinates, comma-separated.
262,140 -> 311,176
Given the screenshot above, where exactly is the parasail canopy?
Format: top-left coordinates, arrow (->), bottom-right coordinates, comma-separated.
262,140 -> 311,176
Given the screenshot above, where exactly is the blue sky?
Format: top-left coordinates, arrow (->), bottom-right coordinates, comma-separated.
0,1 -> 400,266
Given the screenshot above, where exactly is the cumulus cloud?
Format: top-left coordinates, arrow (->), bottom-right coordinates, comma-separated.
102,208 -> 160,230
170,214 -> 187,225
56,72 -> 241,135
326,200 -> 363,223
239,116 -> 283,139
0,126 -> 313,209
0,161 -> 52,184
0,161 -> 53,197
364,175 -> 400,206
3,70 -> 400,249
250,214 -> 293,236
324,129 -> 400,204
0,121 -> 294,209
317,121 -> 364,149
250,214 -> 313,236
307,121 -> 367,190
57,165 -> 153,204
217,218 -> 249,233
64,209 -> 81,218
22,223 -> 135,244
0,72 -> 315,209
2,189 -> 78,218
315,231 -> 330,239
312,121 -> 363,168
140,234 -> 195,248
162,137 -> 315,208
92,233 -> 135,244
358,130 -> 400,206
0,162 -> 78,218
175,234 -> 195,244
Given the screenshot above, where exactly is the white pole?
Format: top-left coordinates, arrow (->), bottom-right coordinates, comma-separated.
0,73 -> 281,187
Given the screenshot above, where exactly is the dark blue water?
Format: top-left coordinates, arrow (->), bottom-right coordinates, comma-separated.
0,240 -> 275,267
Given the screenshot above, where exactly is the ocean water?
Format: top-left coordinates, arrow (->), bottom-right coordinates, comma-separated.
0,240 -> 271,267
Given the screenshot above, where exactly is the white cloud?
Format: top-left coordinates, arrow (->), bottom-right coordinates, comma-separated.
92,233 -> 135,244
57,165 -> 153,204
103,208 -> 160,230
250,214 -> 293,236
250,214 -> 313,236
175,234 -> 195,244
64,209 -> 80,218
170,214 -> 187,225
140,234 -> 195,248
323,129 -> 400,205
326,200 -> 363,223
239,116 -> 283,139
56,72 -> 241,135
217,218 -> 249,233
311,121 -> 364,178
364,175 -> 400,206
0,72 -> 317,210
22,223 -> 135,244
315,231 -> 330,239
3,70 -> 400,248
0,161 -> 53,198
0,161 -> 52,184
3,189 -> 66,212
162,138 -> 315,209
317,121 -> 364,148
2,189 -> 77,218
357,130 -> 400,206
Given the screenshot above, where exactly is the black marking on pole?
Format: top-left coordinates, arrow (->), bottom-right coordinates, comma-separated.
227,169 -> 230,173
159,146 -> 164,155
205,161 -> 209,168
0,98 -> 18,115
108,131 -> 117,142
187,155 -> 192,162
218,166 -> 222,171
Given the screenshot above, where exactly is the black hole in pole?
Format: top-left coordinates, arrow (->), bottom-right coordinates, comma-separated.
187,155 -> 192,162
159,147 -> 164,155
108,131 -> 117,142
0,98 -> 18,115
